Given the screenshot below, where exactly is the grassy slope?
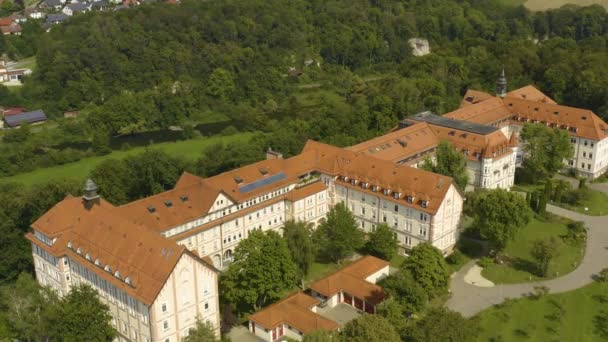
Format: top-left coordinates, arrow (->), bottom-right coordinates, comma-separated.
475,281 -> 608,341
481,217 -> 584,284
0,133 -> 255,186
557,189 -> 608,216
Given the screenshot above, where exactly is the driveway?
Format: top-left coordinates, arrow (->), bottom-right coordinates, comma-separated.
446,204 -> 608,318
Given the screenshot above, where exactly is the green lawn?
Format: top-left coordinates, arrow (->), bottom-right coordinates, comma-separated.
0,133 -> 255,186
304,261 -> 342,285
481,217 -> 584,284
474,281 -> 608,341
557,189 -> 608,216
13,56 -> 37,71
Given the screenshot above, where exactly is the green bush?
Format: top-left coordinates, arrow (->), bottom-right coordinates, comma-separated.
457,239 -> 484,258
478,257 -> 494,268
446,250 -> 465,265
597,268 -> 608,283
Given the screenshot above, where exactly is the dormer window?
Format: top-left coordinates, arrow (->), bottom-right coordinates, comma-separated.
343,176 -> 349,182
393,192 -> 400,199
76,247 -> 82,255
406,196 -> 414,203
94,259 -> 101,266
67,241 -> 73,249
114,271 -> 121,279
351,179 -> 357,185
234,176 -> 243,184
125,277 -> 132,285
164,200 -> 173,208
383,189 -> 391,196
360,182 -> 368,189
372,185 -> 379,192
259,167 -> 269,175
85,253 -> 91,261
421,200 -> 429,208
147,206 -> 156,213
180,195 -> 189,202
104,265 -> 111,273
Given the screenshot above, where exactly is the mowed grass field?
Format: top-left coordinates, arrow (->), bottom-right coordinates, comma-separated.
0,132 -> 256,186
474,281 -> 608,341
481,217 -> 584,284
501,0 -> 608,10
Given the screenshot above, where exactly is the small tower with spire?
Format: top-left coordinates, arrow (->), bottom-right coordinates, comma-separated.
496,69 -> 507,98
82,178 -> 100,209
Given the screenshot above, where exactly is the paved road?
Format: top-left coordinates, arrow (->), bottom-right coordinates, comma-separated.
446,204 -> 608,318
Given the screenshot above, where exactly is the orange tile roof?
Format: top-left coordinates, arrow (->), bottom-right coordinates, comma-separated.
460,89 -> 494,107
348,123 -> 439,163
506,85 -> 556,104
449,85 -> 608,141
505,98 -> 608,140
29,196 -> 215,305
287,181 -> 327,202
302,140 -> 453,214
249,292 -> 339,333
310,256 -> 389,306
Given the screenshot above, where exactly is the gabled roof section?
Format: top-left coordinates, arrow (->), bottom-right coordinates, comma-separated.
4,109 -> 47,127
28,196 -> 204,305
249,292 -> 339,334
117,179 -> 221,232
460,89 -> 494,107
310,256 -> 388,305
506,85 -> 556,104
444,97 -> 512,125
348,122 -> 439,163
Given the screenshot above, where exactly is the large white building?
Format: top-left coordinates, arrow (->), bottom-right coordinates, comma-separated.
445,72 -> 608,179
28,140 -> 465,341
27,181 -> 221,342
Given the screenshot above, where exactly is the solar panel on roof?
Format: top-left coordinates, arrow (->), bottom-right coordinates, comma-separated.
4,109 -> 47,127
239,172 -> 287,193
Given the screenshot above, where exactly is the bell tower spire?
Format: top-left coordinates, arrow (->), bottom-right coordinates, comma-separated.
496,68 -> 507,98
82,178 -> 100,209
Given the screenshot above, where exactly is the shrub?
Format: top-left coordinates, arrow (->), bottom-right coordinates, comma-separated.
596,268 -> 608,283
220,125 -> 239,136
457,239 -> 484,257
477,257 -> 494,268
564,221 -> 586,244
446,250 -> 465,265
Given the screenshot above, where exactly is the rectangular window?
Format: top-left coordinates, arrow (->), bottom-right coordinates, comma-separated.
583,152 -> 587,158
590,153 -> 593,159
163,320 -> 169,331
394,205 -> 398,213
161,303 -> 167,313
205,302 -> 209,310
393,217 -> 398,228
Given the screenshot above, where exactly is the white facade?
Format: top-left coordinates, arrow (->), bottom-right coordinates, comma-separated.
30,230 -> 220,342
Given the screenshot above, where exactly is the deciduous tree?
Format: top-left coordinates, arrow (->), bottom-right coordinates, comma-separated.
405,307 -> 480,342
471,189 -> 532,251
378,270 -> 428,314
182,318 -> 218,342
365,223 -> 398,261
313,202 -> 365,263
531,237 -> 560,277
283,220 -> 315,276
423,140 -> 469,190
222,230 -> 299,311
340,314 -> 400,342
520,124 -> 573,183
401,244 -> 449,299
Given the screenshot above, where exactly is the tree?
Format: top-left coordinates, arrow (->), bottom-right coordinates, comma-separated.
303,329 -> 339,342
46,284 -> 116,341
531,237 -> 560,277
340,314 -> 400,342
90,159 -> 133,205
376,298 -> 408,334
405,307 -> 480,342
422,140 -> 469,190
401,244 -> 449,299
3,122 -> 31,143
283,220 -> 315,277
222,230 -> 299,311
183,318 -> 218,342
313,202 -> 365,263
470,189 -> 532,251
365,223 -> 398,261
378,271 -> 428,314
520,124 -> 573,183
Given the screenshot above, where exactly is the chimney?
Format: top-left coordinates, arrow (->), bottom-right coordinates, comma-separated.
266,147 -> 283,160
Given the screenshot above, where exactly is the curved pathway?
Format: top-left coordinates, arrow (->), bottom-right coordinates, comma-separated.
446,204 -> 608,318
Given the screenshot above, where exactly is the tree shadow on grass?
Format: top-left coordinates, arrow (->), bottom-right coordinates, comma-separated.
594,310 -> 608,339
510,257 -> 540,276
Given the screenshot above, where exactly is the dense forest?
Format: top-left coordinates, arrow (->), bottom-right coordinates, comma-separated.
1,0 -> 608,177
